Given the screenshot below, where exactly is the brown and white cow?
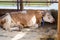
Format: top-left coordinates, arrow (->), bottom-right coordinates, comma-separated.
0,10 -> 55,31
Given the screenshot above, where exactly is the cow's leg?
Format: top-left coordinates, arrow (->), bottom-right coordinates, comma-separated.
18,24 -> 24,31
9,24 -> 23,31
32,24 -> 39,28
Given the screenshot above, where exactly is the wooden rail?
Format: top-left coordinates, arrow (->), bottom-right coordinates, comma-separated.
0,1 -> 58,3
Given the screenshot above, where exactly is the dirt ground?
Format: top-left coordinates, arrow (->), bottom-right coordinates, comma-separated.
0,23 -> 57,40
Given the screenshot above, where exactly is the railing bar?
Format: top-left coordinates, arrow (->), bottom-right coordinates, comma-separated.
0,1 -> 58,3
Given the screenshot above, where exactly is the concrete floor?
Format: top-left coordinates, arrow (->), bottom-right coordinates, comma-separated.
0,23 -> 57,40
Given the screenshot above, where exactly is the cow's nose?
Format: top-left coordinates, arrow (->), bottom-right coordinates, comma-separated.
51,19 -> 55,23
53,19 -> 55,22
50,19 -> 55,23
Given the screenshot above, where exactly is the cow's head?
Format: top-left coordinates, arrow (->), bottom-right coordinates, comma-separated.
36,10 -> 55,23
43,10 -> 55,23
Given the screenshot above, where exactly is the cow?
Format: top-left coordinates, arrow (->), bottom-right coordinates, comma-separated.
0,10 -> 55,31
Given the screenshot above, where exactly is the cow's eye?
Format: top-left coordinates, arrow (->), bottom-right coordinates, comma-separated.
48,17 -> 50,19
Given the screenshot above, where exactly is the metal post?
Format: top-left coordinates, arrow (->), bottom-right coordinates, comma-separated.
20,0 -> 23,11
17,0 -> 19,11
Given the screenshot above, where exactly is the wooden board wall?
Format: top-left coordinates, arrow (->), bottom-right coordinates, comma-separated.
58,0 -> 60,40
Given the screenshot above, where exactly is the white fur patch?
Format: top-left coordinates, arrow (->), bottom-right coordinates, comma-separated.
28,16 -> 36,26
43,13 -> 55,23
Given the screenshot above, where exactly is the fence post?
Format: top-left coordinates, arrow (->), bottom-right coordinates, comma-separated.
20,0 -> 23,11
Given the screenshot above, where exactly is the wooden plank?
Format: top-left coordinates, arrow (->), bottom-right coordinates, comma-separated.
58,0 -> 60,40
17,0 -> 19,11
0,1 -> 58,3
23,0 -> 58,1
0,0 -> 16,1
